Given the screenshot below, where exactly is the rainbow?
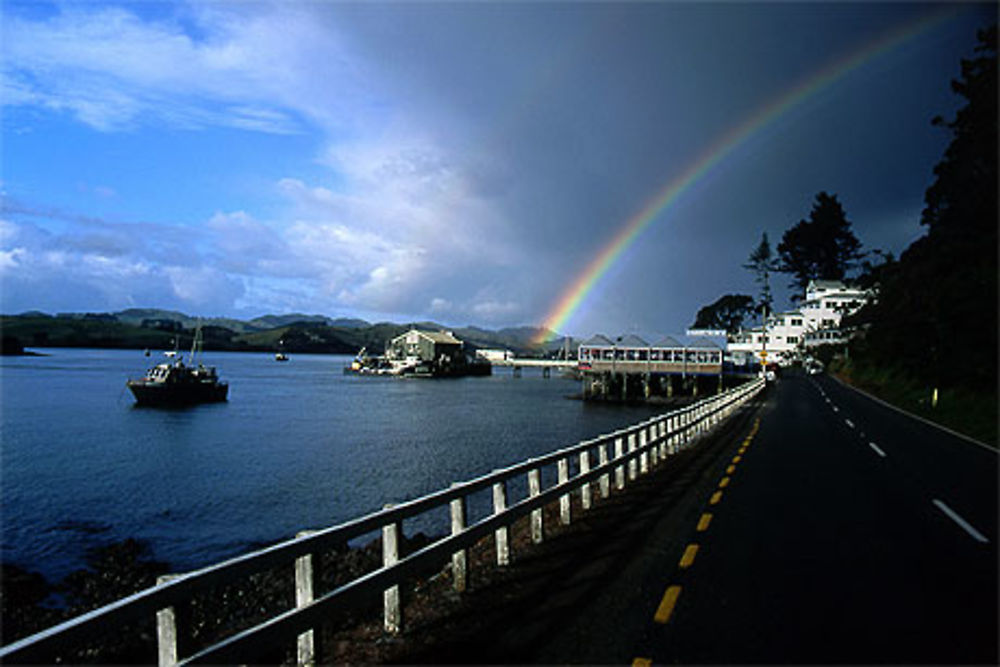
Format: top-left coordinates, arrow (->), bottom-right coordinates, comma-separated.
534,8 -> 955,344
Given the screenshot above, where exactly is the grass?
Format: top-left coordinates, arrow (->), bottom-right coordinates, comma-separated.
830,357 -> 997,448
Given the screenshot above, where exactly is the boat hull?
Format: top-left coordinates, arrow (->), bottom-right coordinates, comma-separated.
127,380 -> 228,406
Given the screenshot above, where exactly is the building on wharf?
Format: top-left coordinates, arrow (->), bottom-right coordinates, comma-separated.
577,333 -> 734,402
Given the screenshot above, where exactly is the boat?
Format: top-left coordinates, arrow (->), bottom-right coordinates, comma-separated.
275,340 -> 289,362
126,327 -> 228,406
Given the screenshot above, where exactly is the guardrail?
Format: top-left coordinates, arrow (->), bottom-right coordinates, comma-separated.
1,378 -> 765,665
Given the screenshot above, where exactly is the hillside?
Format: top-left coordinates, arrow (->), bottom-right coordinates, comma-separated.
0,310 -> 555,357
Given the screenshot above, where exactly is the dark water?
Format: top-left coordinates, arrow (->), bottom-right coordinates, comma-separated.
1,348 -> 662,581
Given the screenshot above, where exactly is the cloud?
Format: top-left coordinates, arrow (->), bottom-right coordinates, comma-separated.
429,297 -> 452,314
2,3 -> 538,323
1,3 -> 372,134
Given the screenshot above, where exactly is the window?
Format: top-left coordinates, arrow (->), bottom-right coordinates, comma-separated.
787,336 -> 799,344
791,318 -> 802,326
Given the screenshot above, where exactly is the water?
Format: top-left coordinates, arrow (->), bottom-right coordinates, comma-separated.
1,348 -> 663,582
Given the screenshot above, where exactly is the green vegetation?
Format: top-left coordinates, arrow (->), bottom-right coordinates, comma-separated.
831,355 -> 997,448
776,192 -> 864,297
691,294 -> 755,334
841,24 -> 997,444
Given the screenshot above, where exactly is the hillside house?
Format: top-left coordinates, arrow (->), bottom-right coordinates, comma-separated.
727,279 -> 871,365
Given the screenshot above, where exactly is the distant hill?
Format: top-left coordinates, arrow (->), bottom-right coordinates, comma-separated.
248,314 -> 334,330
0,310 -> 560,356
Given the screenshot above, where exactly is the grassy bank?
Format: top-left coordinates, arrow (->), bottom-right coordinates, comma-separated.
830,358 -> 997,448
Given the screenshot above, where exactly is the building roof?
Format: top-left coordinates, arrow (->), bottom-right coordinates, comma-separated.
651,335 -> 683,348
394,329 -> 462,345
619,334 -> 649,347
582,334 -> 616,347
807,279 -> 847,291
682,336 -> 722,350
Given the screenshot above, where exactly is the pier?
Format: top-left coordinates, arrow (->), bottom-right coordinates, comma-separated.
497,334 -> 755,401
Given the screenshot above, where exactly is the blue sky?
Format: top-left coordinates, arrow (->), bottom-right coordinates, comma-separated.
1,1 -> 993,337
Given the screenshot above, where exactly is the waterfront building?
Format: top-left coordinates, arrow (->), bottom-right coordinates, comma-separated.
727,279 -> 871,365
386,329 -> 464,365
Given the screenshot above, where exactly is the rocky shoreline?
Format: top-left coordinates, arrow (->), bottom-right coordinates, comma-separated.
2,477 -> 679,664
2,499 -> 580,664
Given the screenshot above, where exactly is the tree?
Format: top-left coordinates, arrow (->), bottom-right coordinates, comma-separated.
849,24 -> 997,390
691,294 -> 755,334
743,232 -> 778,318
776,192 -> 864,297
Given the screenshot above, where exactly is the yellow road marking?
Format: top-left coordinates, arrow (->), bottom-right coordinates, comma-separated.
696,513 -> 712,532
632,658 -> 652,667
679,543 -> 699,568
709,490 -> 723,505
654,585 -> 682,624
718,477 -> 730,488
726,465 -> 736,474
732,455 -> 742,463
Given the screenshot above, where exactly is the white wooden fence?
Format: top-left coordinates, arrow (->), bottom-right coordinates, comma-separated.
0,378 -> 764,665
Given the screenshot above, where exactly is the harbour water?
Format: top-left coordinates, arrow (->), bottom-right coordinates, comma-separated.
1,348 -> 664,582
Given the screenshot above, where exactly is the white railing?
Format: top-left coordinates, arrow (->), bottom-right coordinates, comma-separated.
1,379 -> 765,665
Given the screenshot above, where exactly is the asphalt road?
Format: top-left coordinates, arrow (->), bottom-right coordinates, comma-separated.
633,372 -> 998,664
399,372 -> 996,664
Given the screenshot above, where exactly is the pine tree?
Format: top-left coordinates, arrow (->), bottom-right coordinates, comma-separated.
777,192 -> 864,297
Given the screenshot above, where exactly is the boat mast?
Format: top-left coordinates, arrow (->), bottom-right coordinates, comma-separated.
188,321 -> 203,365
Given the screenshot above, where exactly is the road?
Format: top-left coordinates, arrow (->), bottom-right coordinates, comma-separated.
632,372 -> 998,664
400,372 -> 997,664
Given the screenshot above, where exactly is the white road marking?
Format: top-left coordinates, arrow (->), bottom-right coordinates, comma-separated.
933,499 -> 990,543
832,405 -> 839,413
845,419 -> 855,429
868,442 -> 886,458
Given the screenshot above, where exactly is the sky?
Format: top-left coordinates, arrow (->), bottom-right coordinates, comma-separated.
1,1 -> 994,339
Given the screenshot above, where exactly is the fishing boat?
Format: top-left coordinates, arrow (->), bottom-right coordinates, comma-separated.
126,327 -> 228,406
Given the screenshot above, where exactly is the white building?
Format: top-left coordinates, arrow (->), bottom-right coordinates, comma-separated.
475,348 -> 513,362
727,279 -> 871,366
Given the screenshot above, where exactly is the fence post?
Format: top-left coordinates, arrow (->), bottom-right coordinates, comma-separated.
659,420 -> 668,458
579,450 -> 592,510
598,442 -> 610,498
640,428 -> 650,473
382,507 -> 402,634
627,433 -> 637,481
528,468 -> 544,544
295,531 -> 320,666
493,480 -> 510,565
614,436 -> 625,490
648,424 -> 658,467
450,484 -> 468,592
558,457 -> 571,525
668,414 -> 677,455
156,575 -> 189,667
